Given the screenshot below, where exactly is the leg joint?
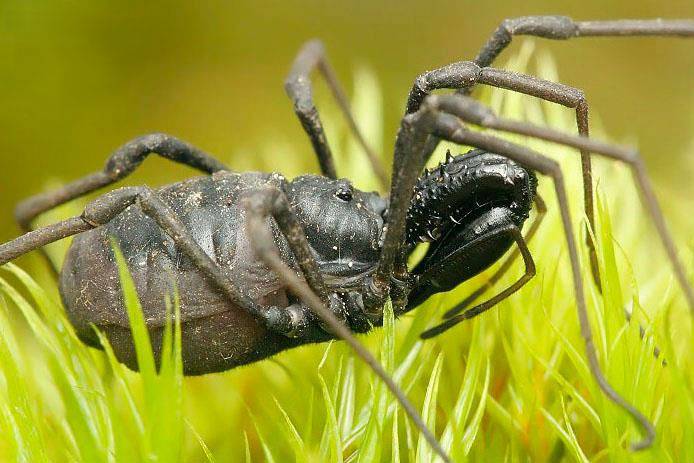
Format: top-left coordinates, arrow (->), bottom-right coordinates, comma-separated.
506,15 -> 579,38
81,186 -> 147,226
104,133 -> 173,178
103,133 -> 225,180
284,74 -> 315,113
544,158 -> 563,179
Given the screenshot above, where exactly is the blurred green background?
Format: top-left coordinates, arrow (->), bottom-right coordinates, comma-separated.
1,3 -> 693,462
1,0 -> 693,246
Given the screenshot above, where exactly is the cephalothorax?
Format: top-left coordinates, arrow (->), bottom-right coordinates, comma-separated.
1,16 -> 693,461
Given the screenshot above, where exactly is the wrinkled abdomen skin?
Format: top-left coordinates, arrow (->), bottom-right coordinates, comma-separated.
60,171 -> 328,375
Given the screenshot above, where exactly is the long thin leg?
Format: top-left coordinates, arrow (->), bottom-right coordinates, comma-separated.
2,186 -> 270,322
467,18 -> 694,267
445,124 -> 655,452
285,40 -> 388,187
0,218 -> 93,265
367,65 -> 488,300
408,14 -> 694,280
476,69 -> 599,286
444,188 -> 665,363
625,309 -> 666,366
14,133 -> 228,273
439,94 -> 694,315
242,187 -> 450,463
446,194 -> 547,317
421,225 -> 535,338
389,96 -> 654,450
367,101 -> 434,305
406,62 -> 602,287
471,16 -> 694,71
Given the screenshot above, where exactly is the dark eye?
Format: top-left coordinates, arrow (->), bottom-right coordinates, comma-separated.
334,186 -> 353,202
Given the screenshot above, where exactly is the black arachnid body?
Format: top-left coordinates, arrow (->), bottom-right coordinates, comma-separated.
58,148 -> 534,376
1,16 -> 693,460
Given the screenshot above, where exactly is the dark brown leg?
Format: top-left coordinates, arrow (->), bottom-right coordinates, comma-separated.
0,218 -> 93,265
406,63 -> 601,287
387,95 -> 654,450
285,40 -> 388,187
440,94 -> 694,316
468,17 -> 694,279
14,133 -> 228,273
475,69 -> 599,287
367,101 -> 434,305
408,14 -> 694,283
471,16 -> 694,71
421,225 -> 535,338
241,186 -> 449,463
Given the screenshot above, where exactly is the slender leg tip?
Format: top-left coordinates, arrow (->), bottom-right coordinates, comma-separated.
629,435 -> 654,452
419,330 -> 435,340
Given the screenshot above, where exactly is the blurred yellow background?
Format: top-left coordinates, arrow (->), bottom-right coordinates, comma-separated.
1,0 -> 693,245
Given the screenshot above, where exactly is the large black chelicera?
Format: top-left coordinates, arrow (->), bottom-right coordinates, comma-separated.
1,16 -> 692,458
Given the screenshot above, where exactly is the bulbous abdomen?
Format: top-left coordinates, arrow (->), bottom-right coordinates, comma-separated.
60,171 -> 309,374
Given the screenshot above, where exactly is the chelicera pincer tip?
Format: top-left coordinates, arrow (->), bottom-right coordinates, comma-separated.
1,16 -> 693,461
